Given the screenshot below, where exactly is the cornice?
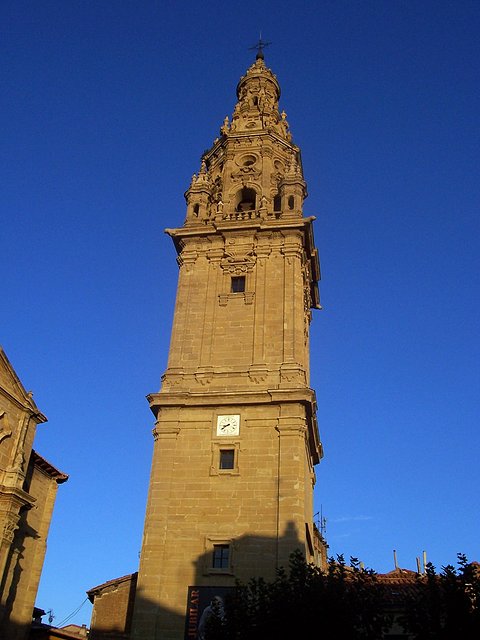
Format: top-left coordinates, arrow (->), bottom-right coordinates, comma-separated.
148,387 -> 316,408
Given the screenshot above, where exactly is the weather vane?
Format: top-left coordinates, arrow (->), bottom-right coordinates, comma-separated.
249,33 -> 272,59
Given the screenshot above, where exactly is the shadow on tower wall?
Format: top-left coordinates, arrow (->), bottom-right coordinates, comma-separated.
88,522 -> 304,640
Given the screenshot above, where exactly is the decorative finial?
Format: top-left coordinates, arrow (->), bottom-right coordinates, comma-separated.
249,34 -> 271,60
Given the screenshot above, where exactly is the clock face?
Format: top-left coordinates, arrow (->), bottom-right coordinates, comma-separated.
216,414 -> 240,436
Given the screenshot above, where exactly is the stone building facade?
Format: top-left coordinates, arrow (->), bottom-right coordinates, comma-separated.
87,573 -> 137,640
0,347 -> 68,640
130,50 -> 324,640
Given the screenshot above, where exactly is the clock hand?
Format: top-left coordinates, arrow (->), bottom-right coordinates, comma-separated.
221,423 -> 230,430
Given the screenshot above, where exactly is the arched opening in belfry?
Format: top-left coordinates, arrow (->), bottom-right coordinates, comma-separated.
273,192 -> 282,212
235,187 -> 257,212
288,195 -> 295,210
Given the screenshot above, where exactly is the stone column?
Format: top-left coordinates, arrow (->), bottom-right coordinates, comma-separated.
132,422 -> 180,640
163,246 -> 197,384
275,413 -> 308,568
249,240 -> 271,382
198,247 -> 223,371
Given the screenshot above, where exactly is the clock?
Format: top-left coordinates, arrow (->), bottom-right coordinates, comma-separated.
216,414 -> 240,436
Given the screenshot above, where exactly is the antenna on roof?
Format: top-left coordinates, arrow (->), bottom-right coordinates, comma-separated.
320,505 -> 327,537
314,506 -> 327,538
416,557 -> 421,574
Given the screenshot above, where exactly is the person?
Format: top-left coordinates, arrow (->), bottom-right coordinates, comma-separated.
198,595 -> 224,640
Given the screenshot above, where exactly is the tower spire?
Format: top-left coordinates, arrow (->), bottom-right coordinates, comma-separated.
249,34 -> 272,60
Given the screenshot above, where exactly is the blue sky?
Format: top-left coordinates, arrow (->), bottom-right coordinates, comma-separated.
2,0 -> 479,628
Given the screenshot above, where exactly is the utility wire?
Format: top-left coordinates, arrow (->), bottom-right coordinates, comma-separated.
56,598 -> 89,628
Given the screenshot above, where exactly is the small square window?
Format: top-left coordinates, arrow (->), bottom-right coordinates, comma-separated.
204,537 -> 234,575
231,276 -> 245,293
219,449 -> 235,470
212,544 -> 230,569
210,442 -> 240,476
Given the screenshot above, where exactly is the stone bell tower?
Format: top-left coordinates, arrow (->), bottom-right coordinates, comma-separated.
132,50 -> 323,640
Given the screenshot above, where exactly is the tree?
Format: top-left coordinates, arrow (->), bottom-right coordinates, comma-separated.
204,550 -> 390,640
400,554 -> 480,639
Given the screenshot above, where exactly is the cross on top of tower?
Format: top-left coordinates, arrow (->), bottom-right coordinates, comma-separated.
249,35 -> 272,60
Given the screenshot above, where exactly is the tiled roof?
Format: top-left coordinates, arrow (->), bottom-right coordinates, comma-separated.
31,450 -> 69,483
86,572 -> 138,601
377,568 -> 424,606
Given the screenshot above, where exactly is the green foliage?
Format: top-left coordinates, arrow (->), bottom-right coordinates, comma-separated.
204,550 -> 390,640
400,553 -> 480,639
